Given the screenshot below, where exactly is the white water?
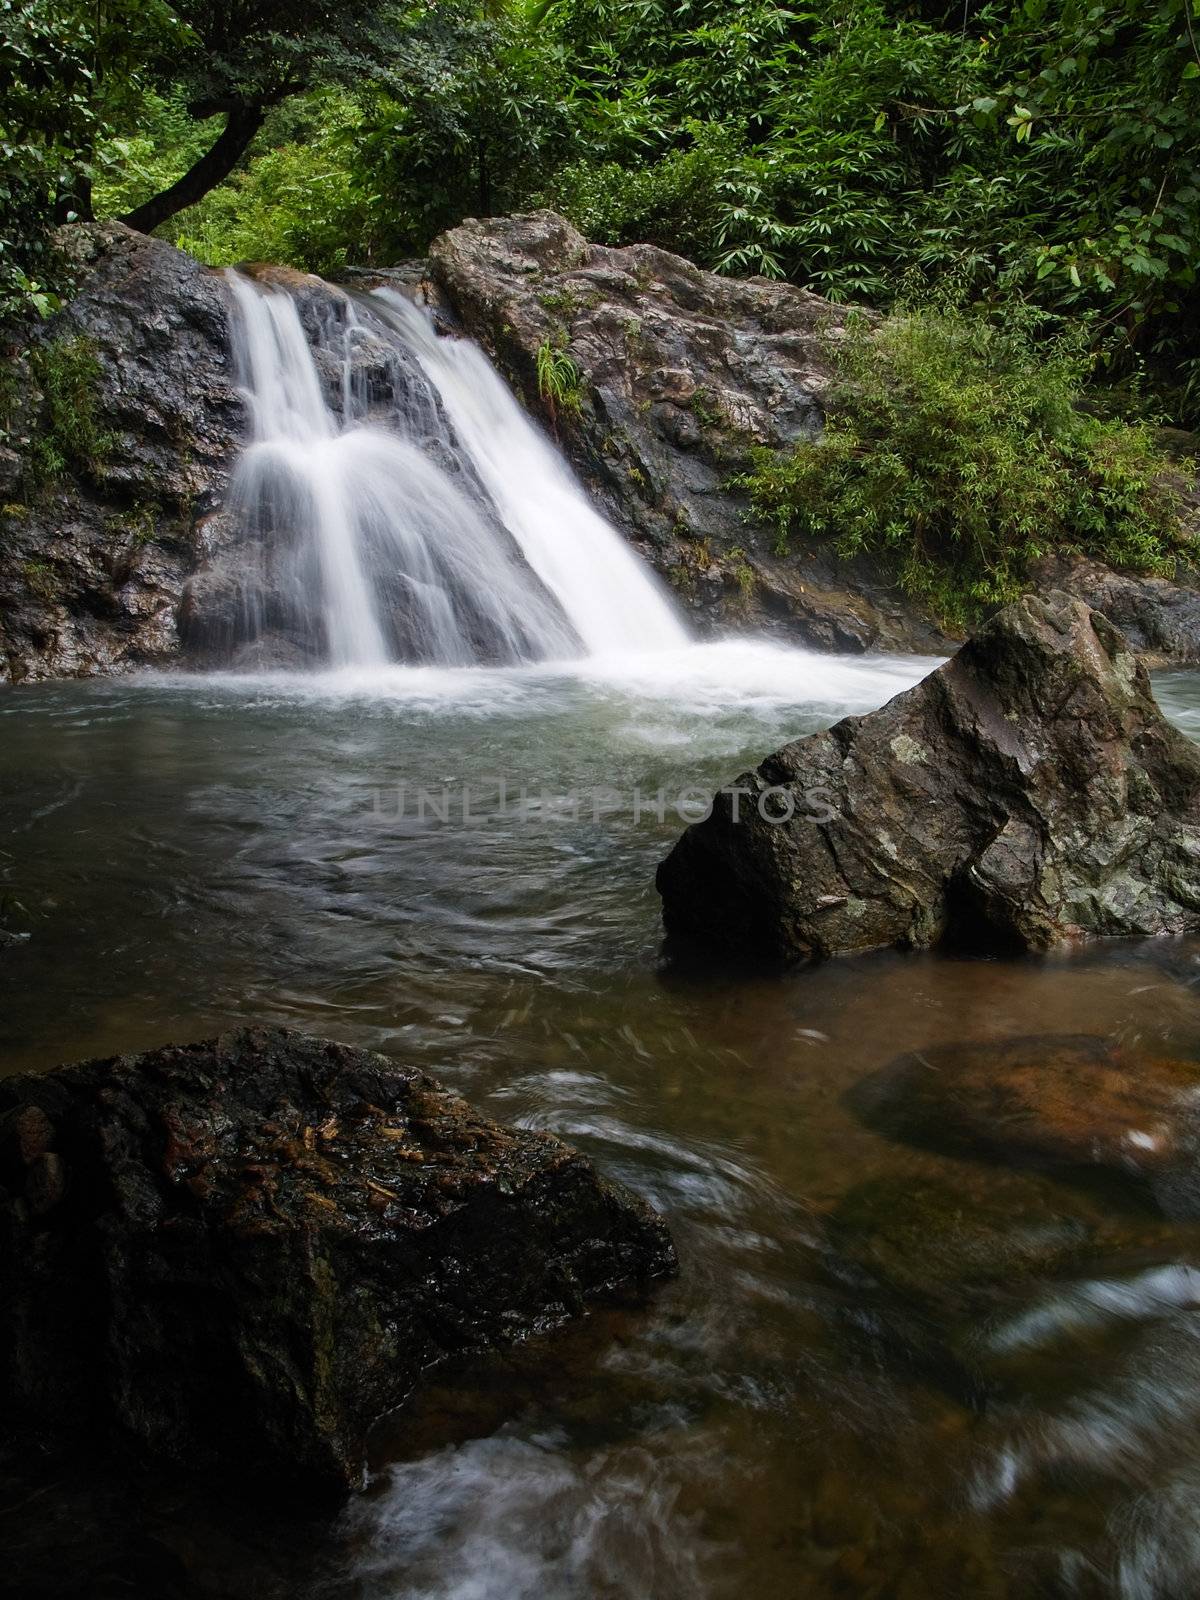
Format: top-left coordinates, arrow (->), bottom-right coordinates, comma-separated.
221,273 -> 686,669
228,277 -> 389,667
370,288 -> 689,657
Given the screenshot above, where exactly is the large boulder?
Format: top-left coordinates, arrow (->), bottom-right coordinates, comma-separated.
1032,553 -> 1200,667
431,210 -> 951,654
0,1027 -> 676,1497
0,224 -> 244,682
656,592 -> 1200,962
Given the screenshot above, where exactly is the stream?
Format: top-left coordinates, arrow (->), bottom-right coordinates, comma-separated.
4,647 -> 1200,1599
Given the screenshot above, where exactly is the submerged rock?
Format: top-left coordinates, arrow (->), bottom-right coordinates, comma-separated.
0,1027 -> 676,1497
822,1167 -> 1197,1415
828,1173 -> 1097,1298
821,1172 -> 1100,1397
849,1034 -> 1200,1211
657,593 -> 1200,962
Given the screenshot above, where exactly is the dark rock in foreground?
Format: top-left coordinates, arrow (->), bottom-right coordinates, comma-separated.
0,1027 -> 676,1497
657,593 -> 1200,962
849,1034 -> 1200,1214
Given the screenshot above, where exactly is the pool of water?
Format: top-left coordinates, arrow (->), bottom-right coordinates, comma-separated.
4,640 -> 1200,1599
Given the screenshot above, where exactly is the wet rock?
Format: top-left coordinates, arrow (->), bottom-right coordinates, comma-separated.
828,1174 -> 1097,1298
849,1034 -> 1200,1210
0,1026 -> 676,1498
0,223 -> 244,683
1033,555 -> 1200,667
822,1172 -> 1102,1397
657,592 -> 1200,962
431,210 -> 952,654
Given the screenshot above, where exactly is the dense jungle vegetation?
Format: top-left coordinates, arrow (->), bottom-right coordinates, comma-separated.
3,0 -> 1199,621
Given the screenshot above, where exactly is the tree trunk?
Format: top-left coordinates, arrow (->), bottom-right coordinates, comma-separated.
119,104 -> 266,235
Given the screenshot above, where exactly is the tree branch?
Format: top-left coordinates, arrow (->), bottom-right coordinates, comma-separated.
119,103 -> 267,235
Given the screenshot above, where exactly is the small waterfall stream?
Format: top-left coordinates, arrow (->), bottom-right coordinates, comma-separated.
219,273 -> 687,669
369,288 -> 689,658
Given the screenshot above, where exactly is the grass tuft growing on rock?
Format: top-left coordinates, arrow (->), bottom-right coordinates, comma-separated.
535,334 -> 583,434
25,337 -> 117,487
740,312 -> 1194,631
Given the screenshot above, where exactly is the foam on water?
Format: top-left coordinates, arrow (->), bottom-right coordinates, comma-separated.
342,1429 -> 715,1600
143,638 -> 937,721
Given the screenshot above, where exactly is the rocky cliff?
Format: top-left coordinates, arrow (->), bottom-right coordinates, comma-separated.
3,213 -> 1200,682
430,211 -> 951,653
0,225 -> 242,682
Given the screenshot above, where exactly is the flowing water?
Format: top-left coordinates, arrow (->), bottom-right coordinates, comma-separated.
6,285 -> 1200,1598
218,275 -> 685,668
4,654 -> 1200,1600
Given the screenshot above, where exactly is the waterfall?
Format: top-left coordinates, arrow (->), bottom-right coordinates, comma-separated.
368,288 -> 689,658
215,272 -> 687,670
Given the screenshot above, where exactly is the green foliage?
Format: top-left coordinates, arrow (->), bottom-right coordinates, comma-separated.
1,0 -> 422,311
344,6 -> 577,256
90,92 -> 215,221
533,0 -> 1200,413
24,336 -> 115,486
166,94 -> 379,273
740,312 -> 1192,629
726,544 -> 756,600
0,0 -> 189,320
535,334 -> 583,429
157,0 -> 400,111
0,0 -> 97,320
7,0 -> 1200,425
543,122 -> 741,261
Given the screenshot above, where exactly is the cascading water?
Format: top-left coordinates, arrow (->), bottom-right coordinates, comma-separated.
368,288 -> 689,658
216,272 -> 687,670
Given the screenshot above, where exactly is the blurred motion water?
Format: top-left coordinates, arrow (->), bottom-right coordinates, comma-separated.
4,647 -> 1200,1599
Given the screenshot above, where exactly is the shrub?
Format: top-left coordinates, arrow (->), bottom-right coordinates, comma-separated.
543,123 -> 742,267
740,311 -> 1193,631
